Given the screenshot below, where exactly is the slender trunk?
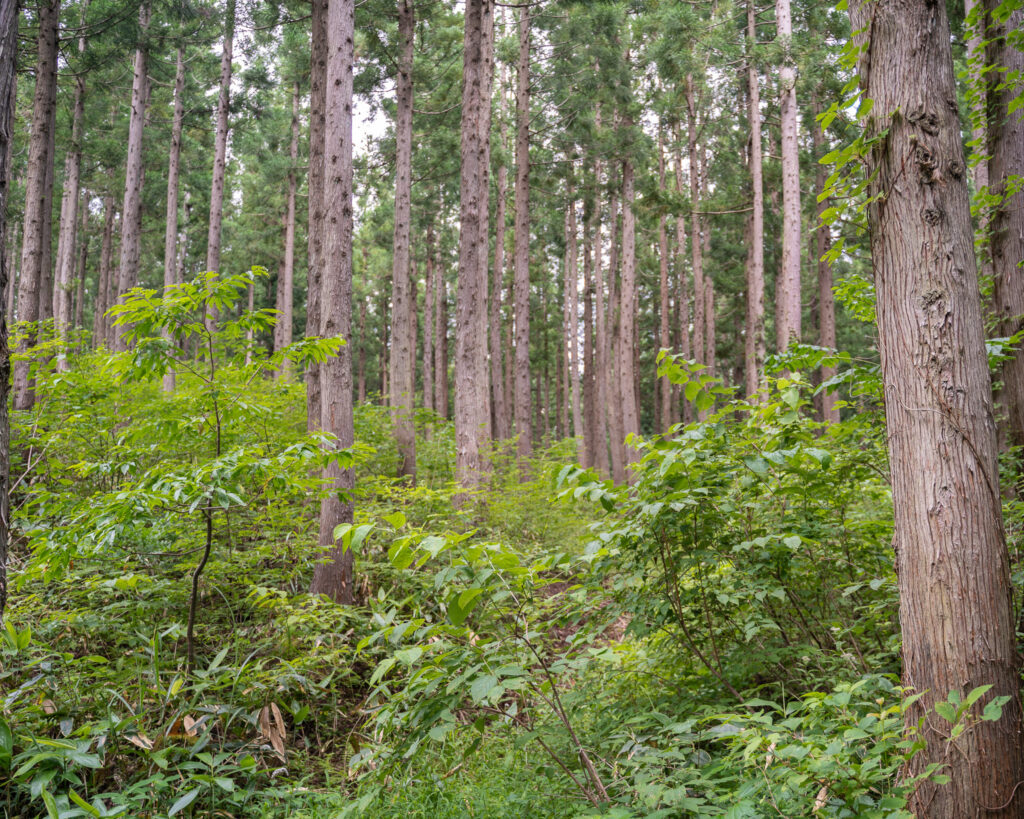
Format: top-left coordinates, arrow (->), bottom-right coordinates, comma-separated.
206,0 -> 236,280
744,1 -> 765,398
436,266 -> 448,419
965,0 -> 992,283
618,152 -> 640,471
491,62 -> 509,440
705,280 -> 715,377
592,160 -> 610,476
986,0 -> 1024,450
566,171 -> 582,443
162,45 -> 185,392
358,299 -> 367,404
5,219 -> 17,324
775,0 -> 801,351
657,125 -> 671,430
95,196 -> 114,346
73,199 -> 87,331
849,0 -> 1024,813
380,288 -> 389,402
311,0 -> 356,605
674,122 -> 692,425
306,0 -> 327,431
581,176 -> 595,467
454,0 -> 494,490
115,3 -> 151,353
38,83 -> 56,325
685,75 -> 704,372
13,0 -> 59,409
423,222 -> 435,417
512,5 -> 532,463
276,81 -> 300,375
812,93 -> 839,424
390,0 -> 416,479
606,190 -> 625,484
53,2 -> 89,360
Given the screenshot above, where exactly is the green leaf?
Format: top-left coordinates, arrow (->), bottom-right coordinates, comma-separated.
168,788 -> 200,816
382,512 -> 406,529
935,701 -> 956,724
68,789 -> 102,817
41,789 -> 59,819
983,696 -> 1011,722
395,646 -> 423,666
470,674 -> 498,704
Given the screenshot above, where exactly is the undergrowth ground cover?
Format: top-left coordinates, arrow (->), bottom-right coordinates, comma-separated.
1,283 -> 1018,818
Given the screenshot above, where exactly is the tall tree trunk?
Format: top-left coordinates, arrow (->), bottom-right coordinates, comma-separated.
775,0 -> 801,351
73,199 -> 87,331
53,2 -> 88,364
114,3 -> 150,353
512,5 -> 532,463
812,93 -> 839,424
162,45 -> 185,393
276,80 -> 300,374
744,1 -> 765,398
848,0 -> 1024,814
674,122 -> 692,425
619,152 -> 640,472
581,176 -> 596,467
985,0 -> 1024,450
6,218 -> 16,323
13,0 -> 59,410
0,0 -> 16,621
454,0 -> 494,490
357,298 -> 366,404
390,0 -> 416,479
566,171 -> 582,443
606,190 -> 625,483
436,265 -> 449,419
380,287 -> 389,402
38,84 -> 56,326
591,160 -> 610,476
657,125 -> 671,430
423,222 -> 435,418
685,75 -> 704,372
206,0 -> 235,282
95,196 -> 114,346
705,280 -> 715,377
311,0 -> 356,605
306,0 -> 327,431
491,62 -> 509,440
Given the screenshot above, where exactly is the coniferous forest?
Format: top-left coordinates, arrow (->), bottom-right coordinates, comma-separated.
2,0 -> 1024,815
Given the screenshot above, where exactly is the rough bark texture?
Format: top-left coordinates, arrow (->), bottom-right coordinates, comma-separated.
13,0 -> 59,410
0,0 -> 16,620
985,0 -> 1024,450
306,0 -> 327,432
53,2 -> 89,357
162,45 -> 185,393
592,147 -> 610,475
813,94 -> 839,425
311,0 -> 356,605
775,0 -> 801,352
454,0 -> 494,490
606,190 -> 625,483
206,0 -> 235,279
657,127 -> 671,430
849,0 -> 1024,814
618,153 -> 640,472
512,6 -> 532,462
275,81 -> 300,369
114,3 -> 150,353
491,63 -> 509,440
38,84 -> 55,325
390,0 -> 416,479
744,1 -> 765,399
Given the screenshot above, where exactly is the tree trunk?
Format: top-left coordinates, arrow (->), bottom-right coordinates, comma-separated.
53,2 -> 88,363
606,190 -> 625,483
274,81 -> 300,379
657,125 -> 671,430
162,45 -> 185,392
423,221 -> 435,418
618,152 -> 640,472
965,0 -> 992,283
311,0 -> 356,605
357,298 -> 366,403
775,0 -> 801,351
848,0 -> 1024,814
306,0 -> 327,432
566,170 -> 582,443
0,0 -> 16,621
674,122 -> 692,425
491,61 -> 509,440
436,264 -> 448,419
512,5 -> 532,463
114,3 -> 150,353
13,0 -> 59,409
705,279 -> 715,378
592,158 -> 610,476
454,0 -> 494,490
38,81 -> 56,327
985,0 -> 1024,450
73,199 -> 87,331
744,1 -> 765,398
95,196 -> 114,346
390,0 -> 416,480
206,0 -> 235,282
581,173 -> 596,467
812,93 -> 839,424
685,75 -> 704,373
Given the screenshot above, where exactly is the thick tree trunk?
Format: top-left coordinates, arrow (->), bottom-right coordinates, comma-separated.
491,63 -> 509,440
275,81 -> 300,370
744,1 -> 765,398
390,0 -> 416,479
0,0 -> 15,621
512,5 -> 531,463
311,0 -> 356,605
985,0 -> 1024,450
454,0 -> 494,489
848,0 -> 1024,814
618,153 -> 640,471
657,126 -> 671,430
13,0 -> 59,409
206,0 -> 235,282
162,45 -> 185,393
812,93 -> 839,425
114,3 -> 150,353
775,0 -> 801,351
53,3 -> 88,362
306,0 -> 327,431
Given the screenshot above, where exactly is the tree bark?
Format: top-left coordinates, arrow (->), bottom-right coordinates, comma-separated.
38,80 -> 56,326
606,189 -> 625,483
744,2 -> 765,399
390,0 -> 416,480
73,198 -> 88,331
423,221 -> 435,418
95,196 -> 115,347
13,0 -> 59,410
592,158 -> 610,476
306,0 -> 327,431
512,5 -> 532,463
812,93 -> 839,424
566,170 -> 582,443
435,261 -> 448,419
491,61 -> 509,440
618,151 -> 640,472
775,0 -> 801,351
162,45 -> 185,393
53,1 -> 89,362
206,0 -> 235,281
848,0 -> 1024,814
673,121 -> 692,425
657,125 -> 671,430
454,0 -> 494,490
581,173 -> 596,467
114,3 -> 150,353
311,0 -> 356,605
685,75 -> 704,372
276,80 -> 300,373
985,0 -> 1024,450
965,0 -> 992,283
